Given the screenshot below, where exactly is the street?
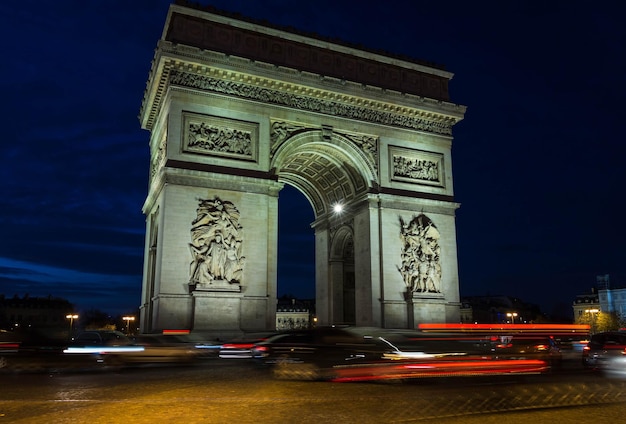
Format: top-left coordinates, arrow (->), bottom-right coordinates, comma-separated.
1,358 -> 625,423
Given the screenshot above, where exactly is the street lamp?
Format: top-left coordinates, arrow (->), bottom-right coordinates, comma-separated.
122,316 -> 135,335
506,312 -> 518,324
585,309 -> 599,333
66,314 -> 79,337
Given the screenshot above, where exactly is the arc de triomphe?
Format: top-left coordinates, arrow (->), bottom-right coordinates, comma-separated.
138,2 -> 466,335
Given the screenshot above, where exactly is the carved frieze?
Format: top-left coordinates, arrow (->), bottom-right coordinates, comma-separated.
170,70 -> 454,136
189,197 -> 245,292
397,214 -> 442,296
270,120 -> 312,151
336,131 -> 378,172
182,112 -> 258,162
390,146 -> 444,187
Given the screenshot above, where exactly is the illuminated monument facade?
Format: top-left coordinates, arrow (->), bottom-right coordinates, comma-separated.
138,1 -> 466,335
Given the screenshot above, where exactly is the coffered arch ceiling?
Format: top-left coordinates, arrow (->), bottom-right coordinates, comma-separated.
271,132 -> 373,218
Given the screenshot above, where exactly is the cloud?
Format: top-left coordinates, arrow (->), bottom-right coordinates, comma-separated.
0,256 -> 141,313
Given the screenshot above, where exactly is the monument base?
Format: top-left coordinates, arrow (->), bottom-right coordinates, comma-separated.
190,280 -> 241,292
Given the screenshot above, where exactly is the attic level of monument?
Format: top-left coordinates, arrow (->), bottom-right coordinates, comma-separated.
173,1 -> 446,70
164,6 -> 451,101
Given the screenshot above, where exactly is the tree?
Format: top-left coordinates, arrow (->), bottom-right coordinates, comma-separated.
575,311 -> 625,333
82,309 -> 115,331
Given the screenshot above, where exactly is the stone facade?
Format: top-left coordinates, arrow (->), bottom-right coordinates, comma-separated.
574,275 -> 626,319
573,290 -> 600,321
276,297 -> 314,330
138,2 -> 466,334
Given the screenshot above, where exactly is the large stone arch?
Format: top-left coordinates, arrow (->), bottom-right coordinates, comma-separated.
271,129 -> 374,326
137,3 -> 466,336
271,128 -> 376,217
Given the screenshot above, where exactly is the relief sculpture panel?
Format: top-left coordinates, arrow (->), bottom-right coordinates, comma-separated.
390,146 -> 444,187
189,197 -> 245,292
398,214 -> 442,296
182,112 -> 258,162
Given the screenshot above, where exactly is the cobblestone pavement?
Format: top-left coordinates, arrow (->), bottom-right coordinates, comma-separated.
1,358 -> 625,423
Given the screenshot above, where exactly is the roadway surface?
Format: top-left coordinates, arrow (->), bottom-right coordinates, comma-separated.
1,357 -> 625,423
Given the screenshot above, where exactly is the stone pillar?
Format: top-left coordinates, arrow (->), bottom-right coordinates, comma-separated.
314,227 -> 330,325
352,198 -> 379,327
329,258 -> 344,324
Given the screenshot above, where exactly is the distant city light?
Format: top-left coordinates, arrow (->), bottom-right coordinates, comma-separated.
66,314 -> 79,335
123,316 -> 136,335
506,312 -> 518,324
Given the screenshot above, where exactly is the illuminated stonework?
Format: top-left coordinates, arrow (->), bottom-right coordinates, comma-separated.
139,3 -> 465,334
168,69 -> 455,136
390,146 -> 444,187
398,214 -> 442,295
189,197 -> 244,291
183,112 -> 257,161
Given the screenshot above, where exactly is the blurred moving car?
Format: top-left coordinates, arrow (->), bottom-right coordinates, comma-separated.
64,330 -> 143,364
66,330 -> 136,349
555,336 -> 590,360
251,326 -> 549,381
64,331 -> 202,366
251,327 -> 387,380
127,334 -> 205,364
218,332 -> 278,359
582,331 -> 626,377
0,341 -> 20,355
492,334 -> 562,367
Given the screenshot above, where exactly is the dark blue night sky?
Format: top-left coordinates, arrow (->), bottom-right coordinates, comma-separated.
1,1 -> 625,317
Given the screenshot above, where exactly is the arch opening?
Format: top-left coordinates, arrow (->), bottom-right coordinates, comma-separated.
277,184 -> 315,302
273,132 -> 368,327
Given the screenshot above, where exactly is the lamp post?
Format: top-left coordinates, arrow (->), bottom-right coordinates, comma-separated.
66,314 -> 78,337
123,316 -> 135,335
506,312 -> 518,324
585,308 -> 599,334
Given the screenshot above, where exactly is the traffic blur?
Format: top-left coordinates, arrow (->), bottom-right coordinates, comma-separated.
218,332 -> 278,359
63,330 -> 216,367
249,325 -> 570,381
3,323 -> 609,380
583,331 -> 626,378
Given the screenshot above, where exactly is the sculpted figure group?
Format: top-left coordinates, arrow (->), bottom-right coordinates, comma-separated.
189,197 -> 245,287
398,214 -> 442,295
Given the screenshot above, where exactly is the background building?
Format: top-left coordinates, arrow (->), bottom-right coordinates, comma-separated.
0,294 -> 75,339
572,288 -> 600,321
572,275 -> 626,318
572,275 -> 626,333
275,296 -> 315,330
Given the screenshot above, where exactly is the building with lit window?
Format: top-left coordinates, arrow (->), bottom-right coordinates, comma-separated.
275,296 -> 315,330
572,289 -> 600,320
573,275 -> 626,319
